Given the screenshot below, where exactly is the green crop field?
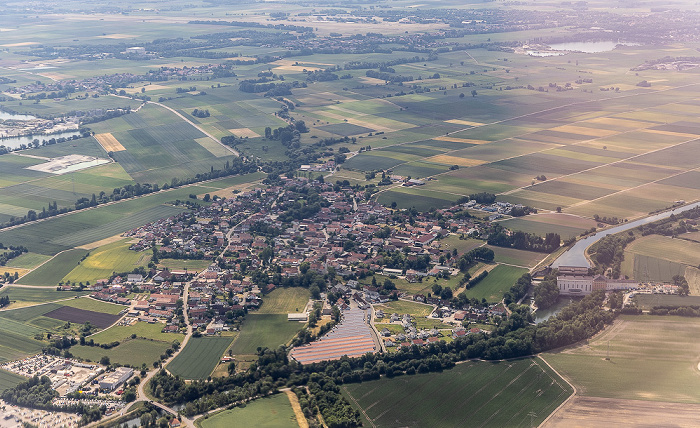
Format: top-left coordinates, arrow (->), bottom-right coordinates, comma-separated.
229,314 -> 304,355
0,287 -> 88,306
257,288 -> 309,314
0,369 -> 26,393
70,338 -> 171,367
60,297 -> 126,315
462,264 -> 528,302
167,336 -> 234,380
62,239 -> 148,284
342,358 -> 572,428
5,252 -> 52,269
16,249 -> 89,286
487,245 -> 547,268
87,321 -> 183,344
544,315 -> 700,403
621,234 -> 700,281
196,393 -> 298,428
0,303 -> 63,322
631,294 -> 700,310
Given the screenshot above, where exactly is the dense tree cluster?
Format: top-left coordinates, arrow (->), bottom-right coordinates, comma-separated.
589,233 -> 635,278
534,274 -> 559,310
504,273 -> 532,305
0,245 -> 27,266
487,224 -> 561,253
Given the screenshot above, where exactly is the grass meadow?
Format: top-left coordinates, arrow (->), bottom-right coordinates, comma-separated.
167,336 -> 235,380
257,288 -> 309,315
70,338 -> 170,367
461,264 -> 528,302
229,314 -> 304,355
88,321 -> 183,344
196,393 -> 298,428
62,239 -> 149,284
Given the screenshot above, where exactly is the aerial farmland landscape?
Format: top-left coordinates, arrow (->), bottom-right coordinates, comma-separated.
2,0 -> 700,426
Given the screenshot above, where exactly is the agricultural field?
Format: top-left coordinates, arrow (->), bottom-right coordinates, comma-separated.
461,264 -> 528,302
543,315 -> 700,403
59,297 -> 126,315
229,314 -> 304,355
0,286 -> 88,307
631,294 -> 700,310
0,171 -> 262,256
621,234 -> 700,282
70,338 -> 171,367
44,306 -> 121,329
257,288 -> 310,315
167,336 -> 235,380
342,358 -> 572,428
62,239 -> 149,285
0,369 -> 25,393
487,245 -> 548,268
196,393 -> 298,428
88,321 -> 183,344
16,249 -> 89,286
498,213 -> 598,240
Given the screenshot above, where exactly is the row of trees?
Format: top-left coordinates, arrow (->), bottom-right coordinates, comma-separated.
146,291 -> 613,423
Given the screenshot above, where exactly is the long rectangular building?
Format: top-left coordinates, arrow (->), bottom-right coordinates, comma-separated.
557,274 -> 638,296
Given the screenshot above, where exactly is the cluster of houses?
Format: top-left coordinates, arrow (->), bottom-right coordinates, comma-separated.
80,176 -> 517,336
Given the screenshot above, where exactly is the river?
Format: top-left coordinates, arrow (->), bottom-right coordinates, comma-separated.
553,201 -> 700,268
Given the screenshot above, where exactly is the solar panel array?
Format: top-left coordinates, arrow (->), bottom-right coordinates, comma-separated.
290,307 -> 377,364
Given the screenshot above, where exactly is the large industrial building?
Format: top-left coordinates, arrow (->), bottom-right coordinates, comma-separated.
99,367 -> 133,391
557,266 -> 638,296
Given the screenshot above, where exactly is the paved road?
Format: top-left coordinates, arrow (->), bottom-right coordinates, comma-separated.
133,279 -> 195,428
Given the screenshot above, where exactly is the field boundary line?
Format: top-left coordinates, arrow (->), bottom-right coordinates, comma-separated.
284,388 -> 310,428
536,355 -> 576,428
342,385 -> 377,428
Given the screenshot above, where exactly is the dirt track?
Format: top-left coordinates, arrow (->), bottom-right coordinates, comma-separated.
543,396 -> 700,428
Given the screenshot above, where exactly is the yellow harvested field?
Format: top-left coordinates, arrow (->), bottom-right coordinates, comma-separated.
642,129 -> 700,139
426,155 -> 487,167
0,267 -> 30,277
433,136 -> 490,144
38,72 -> 74,80
285,390 -> 309,428
2,42 -> 38,47
586,117 -> 653,129
273,65 -> 323,72
445,119 -> 486,127
97,34 -> 138,39
359,76 -> 387,85
549,125 -> 618,137
77,234 -> 131,250
272,59 -> 335,67
229,128 -> 260,138
95,133 -> 126,152
195,137 -> 233,158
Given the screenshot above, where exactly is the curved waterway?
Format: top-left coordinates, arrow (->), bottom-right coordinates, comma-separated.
553,202 -> 700,268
